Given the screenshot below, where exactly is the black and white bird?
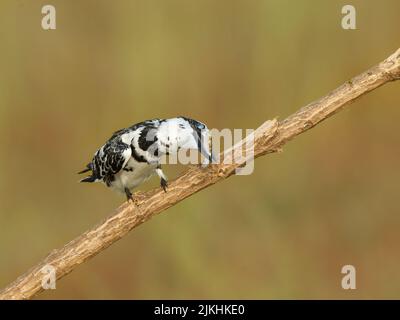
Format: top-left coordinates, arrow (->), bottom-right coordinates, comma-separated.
79,116 -> 212,201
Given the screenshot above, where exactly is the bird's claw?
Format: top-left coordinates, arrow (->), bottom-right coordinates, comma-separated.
161,178 -> 168,193
125,188 -> 134,203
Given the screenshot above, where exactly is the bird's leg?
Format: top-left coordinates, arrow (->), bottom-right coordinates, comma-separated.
156,165 -> 168,192
124,187 -> 134,202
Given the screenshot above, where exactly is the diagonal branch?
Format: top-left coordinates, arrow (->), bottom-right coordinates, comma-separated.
1,48 -> 399,300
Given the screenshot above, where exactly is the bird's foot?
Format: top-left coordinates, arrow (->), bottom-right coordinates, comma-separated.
160,178 -> 168,193
125,188 -> 134,203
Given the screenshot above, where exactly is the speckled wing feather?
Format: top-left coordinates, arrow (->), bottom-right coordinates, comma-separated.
83,134 -> 132,186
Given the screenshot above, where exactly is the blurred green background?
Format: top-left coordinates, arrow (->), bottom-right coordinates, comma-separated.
0,0 -> 399,299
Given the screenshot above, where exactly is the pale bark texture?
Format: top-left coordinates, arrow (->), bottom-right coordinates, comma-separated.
1,48 -> 399,300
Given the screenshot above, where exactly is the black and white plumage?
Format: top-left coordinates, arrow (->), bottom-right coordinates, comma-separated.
79,116 -> 212,201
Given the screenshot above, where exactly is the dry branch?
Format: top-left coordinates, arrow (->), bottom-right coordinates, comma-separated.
1,48 -> 400,300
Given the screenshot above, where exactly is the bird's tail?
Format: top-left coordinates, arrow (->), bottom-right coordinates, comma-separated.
80,175 -> 96,183
78,163 -> 93,174
78,163 -> 96,183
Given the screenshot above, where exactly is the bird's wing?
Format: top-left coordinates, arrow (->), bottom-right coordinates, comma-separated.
92,137 -> 132,184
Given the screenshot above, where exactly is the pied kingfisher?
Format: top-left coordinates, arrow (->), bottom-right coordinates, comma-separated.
79,116 -> 212,201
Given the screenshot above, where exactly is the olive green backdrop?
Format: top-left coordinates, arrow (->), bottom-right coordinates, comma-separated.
0,0 -> 399,299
